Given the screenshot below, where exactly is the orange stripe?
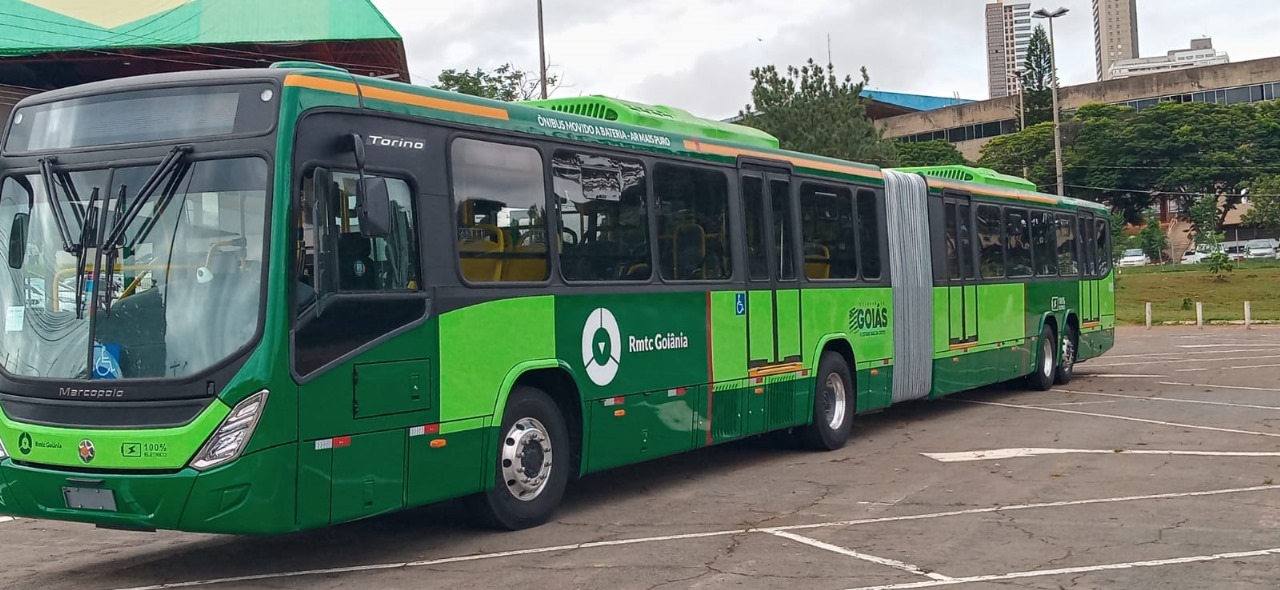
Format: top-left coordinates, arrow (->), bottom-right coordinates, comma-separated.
683,140 -> 884,180
747,362 -> 806,379
927,179 -> 1061,205
284,74 -> 509,120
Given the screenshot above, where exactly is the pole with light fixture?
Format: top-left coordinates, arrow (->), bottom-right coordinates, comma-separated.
537,0 -> 549,99
1014,68 -> 1028,177
1033,6 -> 1068,196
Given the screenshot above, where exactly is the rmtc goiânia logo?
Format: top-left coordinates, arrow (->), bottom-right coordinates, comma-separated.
581,308 -> 622,386
579,306 -> 692,387
848,303 -> 889,337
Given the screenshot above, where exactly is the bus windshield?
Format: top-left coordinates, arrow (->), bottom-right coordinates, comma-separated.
0,157 -> 268,381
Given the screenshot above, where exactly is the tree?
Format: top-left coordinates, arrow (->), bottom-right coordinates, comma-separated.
1109,211 -> 1130,262
977,121 -> 1056,189
432,63 -> 559,102
1137,217 -> 1168,264
1188,192 -> 1232,278
737,59 -> 897,166
894,140 -> 969,167
1241,174 -> 1280,229
1017,26 -> 1055,128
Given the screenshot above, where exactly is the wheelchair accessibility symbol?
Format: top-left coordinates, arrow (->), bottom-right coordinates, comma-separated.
93,343 -> 121,379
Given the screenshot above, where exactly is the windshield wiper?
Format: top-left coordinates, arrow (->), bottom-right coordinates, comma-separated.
98,145 -> 192,315
36,157 -> 82,255
74,188 -> 101,319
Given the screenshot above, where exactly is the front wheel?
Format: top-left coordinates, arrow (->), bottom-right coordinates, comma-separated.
797,352 -> 855,451
1054,324 -> 1077,385
466,386 -> 571,530
1026,327 -> 1056,391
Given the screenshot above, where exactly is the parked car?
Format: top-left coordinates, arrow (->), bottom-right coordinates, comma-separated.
1246,239 -> 1278,260
1118,248 -> 1149,267
1181,244 -> 1225,264
1225,245 -> 1248,262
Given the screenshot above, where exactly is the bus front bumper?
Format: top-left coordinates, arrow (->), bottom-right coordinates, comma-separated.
0,443 -> 297,534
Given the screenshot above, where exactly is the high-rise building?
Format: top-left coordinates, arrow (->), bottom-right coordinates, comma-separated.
985,1 -> 1034,99
1108,38 -> 1229,79
1094,0 -> 1140,81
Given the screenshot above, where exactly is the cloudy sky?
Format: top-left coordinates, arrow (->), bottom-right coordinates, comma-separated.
371,0 -> 1279,120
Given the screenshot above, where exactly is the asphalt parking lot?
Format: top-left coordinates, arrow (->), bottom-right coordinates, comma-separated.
4,325 -> 1280,589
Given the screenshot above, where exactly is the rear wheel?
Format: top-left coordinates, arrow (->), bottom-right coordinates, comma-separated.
797,352 -> 855,451
1026,327 -> 1056,391
1054,324 -> 1078,385
467,386 -> 570,530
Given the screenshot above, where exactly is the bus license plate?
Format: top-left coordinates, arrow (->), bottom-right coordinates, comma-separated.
63,486 -> 117,511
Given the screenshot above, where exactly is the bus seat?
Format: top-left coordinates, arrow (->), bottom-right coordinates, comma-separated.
502,242 -> 548,282
672,223 -> 706,280
338,234 -> 377,290
458,224 -> 505,282
804,243 -> 831,279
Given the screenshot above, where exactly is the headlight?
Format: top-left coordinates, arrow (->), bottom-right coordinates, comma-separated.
190,390 -> 268,471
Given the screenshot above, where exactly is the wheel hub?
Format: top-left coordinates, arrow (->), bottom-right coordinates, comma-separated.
501,418 -> 553,502
824,373 -> 847,431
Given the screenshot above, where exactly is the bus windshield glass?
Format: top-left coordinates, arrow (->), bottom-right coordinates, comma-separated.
0,157 -> 268,380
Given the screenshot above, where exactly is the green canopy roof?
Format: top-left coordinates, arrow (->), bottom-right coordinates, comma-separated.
0,0 -> 402,57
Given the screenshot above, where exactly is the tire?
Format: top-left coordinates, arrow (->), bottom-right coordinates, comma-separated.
1054,324 -> 1077,385
466,386 -> 571,531
797,352 -> 855,451
1026,327 -> 1056,391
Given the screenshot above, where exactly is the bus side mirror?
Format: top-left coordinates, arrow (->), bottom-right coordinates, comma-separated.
8,213 -> 28,269
356,177 -> 391,238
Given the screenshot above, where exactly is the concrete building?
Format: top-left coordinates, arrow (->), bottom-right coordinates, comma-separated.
1094,0 -> 1140,81
882,57 -> 1280,161
986,1 -> 1034,99
1109,38 -> 1230,79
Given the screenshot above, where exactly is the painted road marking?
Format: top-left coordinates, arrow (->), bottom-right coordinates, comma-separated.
957,399 -> 1280,439
0,517 -> 12,524
1159,382 -> 1280,393
922,448 -> 1280,462
1052,389 -> 1280,411
1230,363 -> 1280,370
1087,354 -> 1280,368
1175,368 -> 1210,372
842,547 -> 1280,590
768,530 -> 953,581
1024,401 -> 1118,407
1087,374 -> 1167,378
108,484 -> 1280,590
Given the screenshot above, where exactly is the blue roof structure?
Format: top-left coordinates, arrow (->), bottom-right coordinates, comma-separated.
861,90 -> 973,112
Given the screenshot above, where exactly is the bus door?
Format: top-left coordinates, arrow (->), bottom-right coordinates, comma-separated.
740,170 -> 803,372
944,192 -> 979,346
1077,212 -> 1101,324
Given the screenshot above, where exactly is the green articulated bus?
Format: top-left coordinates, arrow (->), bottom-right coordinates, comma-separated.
0,62 -> 1114,534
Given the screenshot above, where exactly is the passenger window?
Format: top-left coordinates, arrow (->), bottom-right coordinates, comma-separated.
1057,214 -> 1078,275
771,179 -> 796,281
307,171 -> 419,294
450,139 -> 549,283
856,190 -> 882,280
1032,211 -> 1058,276
1004,208 -> 1033,278
799,182 -> 856,280
1095,218 -> 1111,275
743,176 -> 769,281
654,165 -> 731,281
977,204 -> 1004,278
957,203 -> 973,279
945,203 -> 960,280
553,151 -> 650,281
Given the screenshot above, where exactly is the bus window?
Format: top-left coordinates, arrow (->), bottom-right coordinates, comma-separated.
1095,218 -> 1111,275
450,138 -> 549,283
856,190 -> 882,280
977,204 -> 1004,278
1004,208 -> 1033,278
654,165 -> 731,281
1032,211 -> 1058,276
1056,214 -> 1078,275
945,203 -> 960,280
743,176 -> 769,281
771,179 -> 796,281
957,203 -> 973,279
799,182 -> 856,280
553,151 -> 650,282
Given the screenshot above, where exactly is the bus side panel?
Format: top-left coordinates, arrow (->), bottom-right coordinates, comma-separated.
799,286 -> 894,413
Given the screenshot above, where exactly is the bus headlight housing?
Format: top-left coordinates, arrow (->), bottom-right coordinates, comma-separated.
190,390 -> 268,471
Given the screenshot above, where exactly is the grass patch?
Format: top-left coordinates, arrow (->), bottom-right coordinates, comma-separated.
1115,263 -> 1280,324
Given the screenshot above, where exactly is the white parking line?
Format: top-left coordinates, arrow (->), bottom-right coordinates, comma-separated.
1088,354 -> 1280,368
1088,374 -> 1167,378
1052,389 -> 1280,411
1175,368 -> 1210,372
108,484 -> 1280,590
1230,363 -> 1280,370
922,448 -> 1280,462
768,530 -> 953,581
957,399 -> 1280,439
0,517 -> 12,524
1159,382 -> 1280,393
843,547 -> 1280,590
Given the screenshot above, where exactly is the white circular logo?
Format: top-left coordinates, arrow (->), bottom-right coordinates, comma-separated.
581,308 -> 621,386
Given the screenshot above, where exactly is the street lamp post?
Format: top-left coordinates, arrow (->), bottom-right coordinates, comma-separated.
537,0 -> 548,99
1033,7 -> 1068,196
1014,69 -> 1028,177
